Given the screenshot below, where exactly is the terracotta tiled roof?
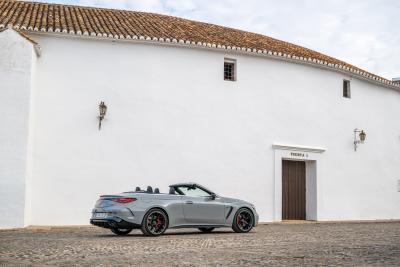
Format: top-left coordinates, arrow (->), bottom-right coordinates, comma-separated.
0,0 -> 398,89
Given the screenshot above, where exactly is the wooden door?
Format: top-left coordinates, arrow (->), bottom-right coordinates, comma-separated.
282,160 -> 306,220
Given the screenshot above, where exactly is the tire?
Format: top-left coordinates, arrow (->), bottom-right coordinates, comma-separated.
232,208 -> 254,233
141,208 -> 169,236
198,227 -> 215,233
110,228 -> 133,235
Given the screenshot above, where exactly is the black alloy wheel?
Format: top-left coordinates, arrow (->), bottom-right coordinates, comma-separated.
198,227 -> 215,233
110,228 -> 133,235
232,208 -> 254,233
141,208 -> 169,236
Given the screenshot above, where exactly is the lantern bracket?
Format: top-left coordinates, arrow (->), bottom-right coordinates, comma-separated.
354,128 -> 366,151
98,101 -> 107,130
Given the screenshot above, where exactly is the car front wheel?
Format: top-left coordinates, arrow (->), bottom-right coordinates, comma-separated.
232,208 -> 254,233
141,208 -> 169,236
110,228 -> 133,235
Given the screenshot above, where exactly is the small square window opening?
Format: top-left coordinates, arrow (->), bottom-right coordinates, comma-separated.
224,59 -> 236,81
343,80 -> 351,98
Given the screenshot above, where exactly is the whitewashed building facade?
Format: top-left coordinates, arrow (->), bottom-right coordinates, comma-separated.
0,0 -> 400,228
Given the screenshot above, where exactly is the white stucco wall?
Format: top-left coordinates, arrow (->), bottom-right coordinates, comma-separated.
0,29 -> 35,228
2,32 -> 400,227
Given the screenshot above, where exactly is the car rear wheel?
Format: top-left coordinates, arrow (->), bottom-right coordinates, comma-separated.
110,228 -> 133,235
198,227 -> 215,233
232,208 -> 254,233
141,208 -> 169,236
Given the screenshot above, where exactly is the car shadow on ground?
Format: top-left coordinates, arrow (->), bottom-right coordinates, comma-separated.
94,230 -> 240,238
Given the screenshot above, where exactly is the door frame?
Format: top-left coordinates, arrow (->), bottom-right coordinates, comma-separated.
272,144 -> 325,222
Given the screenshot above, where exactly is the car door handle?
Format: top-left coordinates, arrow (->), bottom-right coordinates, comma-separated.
185,201 -> 193,204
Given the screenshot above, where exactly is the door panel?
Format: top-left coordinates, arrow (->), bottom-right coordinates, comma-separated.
182,196 -> 225,225
164,195 -> 186,227
282,160 -> 306,220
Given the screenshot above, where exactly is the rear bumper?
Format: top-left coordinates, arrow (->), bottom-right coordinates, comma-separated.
90,217 -> 141,229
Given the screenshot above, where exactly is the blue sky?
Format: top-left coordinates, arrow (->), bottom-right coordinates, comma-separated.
32,0 -> 400,79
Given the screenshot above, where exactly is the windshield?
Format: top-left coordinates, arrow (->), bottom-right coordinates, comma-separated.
175,185 -> 211,197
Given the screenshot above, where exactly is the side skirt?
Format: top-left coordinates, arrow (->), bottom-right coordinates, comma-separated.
170,224 -> 229,229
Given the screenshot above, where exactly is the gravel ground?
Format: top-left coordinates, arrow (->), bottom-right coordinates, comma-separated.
0,222 -> 399,266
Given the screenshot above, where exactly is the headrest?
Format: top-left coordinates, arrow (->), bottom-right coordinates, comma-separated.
135,187 -> 141,192
154,188 -> 160,194
169,187 -> 175,194
146,186 -> 153,193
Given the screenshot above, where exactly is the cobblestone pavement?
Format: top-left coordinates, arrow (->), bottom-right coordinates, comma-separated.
0,222 -> 399,266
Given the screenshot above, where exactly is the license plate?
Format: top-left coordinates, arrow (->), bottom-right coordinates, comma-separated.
94,212 -> 107,218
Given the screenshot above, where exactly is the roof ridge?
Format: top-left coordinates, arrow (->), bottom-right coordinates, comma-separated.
15,0 -> 190,21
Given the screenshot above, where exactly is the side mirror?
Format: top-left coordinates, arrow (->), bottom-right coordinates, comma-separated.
210,193 -> 217,200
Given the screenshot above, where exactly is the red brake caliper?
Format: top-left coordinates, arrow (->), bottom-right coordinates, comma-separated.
237,214 -> 241,225
156,215 -> 162,229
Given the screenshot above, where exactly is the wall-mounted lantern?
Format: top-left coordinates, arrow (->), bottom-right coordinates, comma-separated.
98,101 -> 107,130
354,128 -> 366,151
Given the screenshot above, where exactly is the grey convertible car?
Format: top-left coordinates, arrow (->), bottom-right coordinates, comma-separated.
90,183 -> 258,236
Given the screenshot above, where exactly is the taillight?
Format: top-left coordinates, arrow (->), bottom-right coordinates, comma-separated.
109,197 -> 136,203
